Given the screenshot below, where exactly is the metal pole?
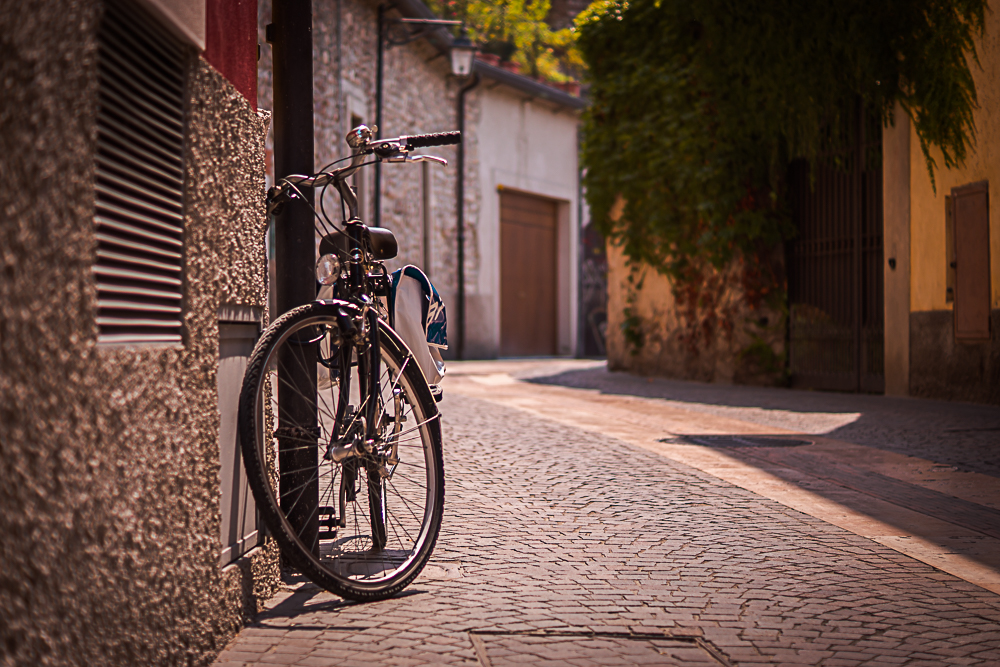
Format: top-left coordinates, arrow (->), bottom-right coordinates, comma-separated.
271,0 -> 318,554
374,4 -> 386,227
455,73 -> 480,360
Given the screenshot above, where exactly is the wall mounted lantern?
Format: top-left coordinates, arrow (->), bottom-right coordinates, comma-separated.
449,31 -> 476,77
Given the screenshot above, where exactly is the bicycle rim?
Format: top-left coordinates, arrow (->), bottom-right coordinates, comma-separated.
240,304 -> 444,600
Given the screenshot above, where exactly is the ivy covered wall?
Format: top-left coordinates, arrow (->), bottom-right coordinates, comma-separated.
580,0 -> 988,384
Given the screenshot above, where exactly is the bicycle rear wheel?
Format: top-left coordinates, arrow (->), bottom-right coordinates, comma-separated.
238,301 -> 444,601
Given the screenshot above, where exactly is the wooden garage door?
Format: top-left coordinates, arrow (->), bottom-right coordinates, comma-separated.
500,191 -> 558,356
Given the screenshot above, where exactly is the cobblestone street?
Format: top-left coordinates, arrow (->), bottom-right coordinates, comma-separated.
215,361 -> 1000,666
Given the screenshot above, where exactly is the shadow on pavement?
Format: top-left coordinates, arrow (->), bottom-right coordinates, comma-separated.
527,365 -> 1000,478
514,364 -> 1000,581
251,585 -> 429,627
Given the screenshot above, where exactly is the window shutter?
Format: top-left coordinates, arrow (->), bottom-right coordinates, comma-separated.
951,182 -> 991,342
94,0 -> 186,344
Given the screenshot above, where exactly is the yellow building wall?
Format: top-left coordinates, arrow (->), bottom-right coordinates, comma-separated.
605,237 -> 786,384
605,241 -> 681,372
909,6 -> 1000,312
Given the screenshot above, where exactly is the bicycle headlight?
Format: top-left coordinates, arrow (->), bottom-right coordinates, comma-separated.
316,253 -> 341,285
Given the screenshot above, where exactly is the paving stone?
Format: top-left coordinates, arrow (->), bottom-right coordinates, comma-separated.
214,390 -> 1000,666
256,653 -> 303,665
217,651 -> 272,663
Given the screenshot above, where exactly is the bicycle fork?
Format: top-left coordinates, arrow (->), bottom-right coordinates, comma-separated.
329,309 -> 382,529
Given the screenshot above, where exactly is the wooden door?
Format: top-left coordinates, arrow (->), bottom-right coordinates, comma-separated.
951,182 -> 991,341
500,191 -> 558,356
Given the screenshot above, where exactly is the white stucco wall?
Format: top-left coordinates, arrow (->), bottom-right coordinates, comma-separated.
468,84 -> 581,358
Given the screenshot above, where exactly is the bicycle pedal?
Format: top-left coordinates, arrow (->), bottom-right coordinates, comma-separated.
429,384 -> 443,402
318,506 -> 339,540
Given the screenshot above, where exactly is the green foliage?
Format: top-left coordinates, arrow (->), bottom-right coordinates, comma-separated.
429,0 -> 582,80
622,270 -> 646,354
739,334 -> 785,379
621,305 -> 644,354
577,0 -> 987,278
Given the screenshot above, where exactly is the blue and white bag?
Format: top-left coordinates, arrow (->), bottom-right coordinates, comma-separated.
389,265 -> 447,384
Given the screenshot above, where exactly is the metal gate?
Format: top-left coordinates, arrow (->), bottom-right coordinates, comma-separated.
787,104 -> 884,393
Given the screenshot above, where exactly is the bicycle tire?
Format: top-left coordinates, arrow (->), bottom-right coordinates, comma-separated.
238,301 -> 444,601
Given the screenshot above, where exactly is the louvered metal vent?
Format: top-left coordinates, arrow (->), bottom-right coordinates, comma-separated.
94,0 -> 186,344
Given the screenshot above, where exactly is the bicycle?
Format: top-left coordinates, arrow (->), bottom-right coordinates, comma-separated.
238,124 -> 460,601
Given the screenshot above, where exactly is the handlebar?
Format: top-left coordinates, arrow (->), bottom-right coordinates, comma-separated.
404,131 -> 462,148
371,131 -> 462,159
268,126 -> 462,218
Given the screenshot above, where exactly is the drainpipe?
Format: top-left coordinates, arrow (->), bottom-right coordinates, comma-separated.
577,126 -> 585,358
853,95 -> 863,392
336,0 -> 344,134
456,72 -> 480,360
374,3 -> 387,227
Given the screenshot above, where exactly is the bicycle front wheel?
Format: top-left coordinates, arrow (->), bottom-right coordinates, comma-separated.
238,301 -> 444,601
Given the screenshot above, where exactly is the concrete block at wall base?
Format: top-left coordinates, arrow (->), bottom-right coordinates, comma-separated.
910,310 -> 1000,406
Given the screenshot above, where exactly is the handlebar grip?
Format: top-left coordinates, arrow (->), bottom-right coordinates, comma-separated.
406,131 -> 462,148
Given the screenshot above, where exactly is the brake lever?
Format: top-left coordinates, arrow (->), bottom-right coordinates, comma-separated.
381,153 -> 448,166
406,155 -> 448,167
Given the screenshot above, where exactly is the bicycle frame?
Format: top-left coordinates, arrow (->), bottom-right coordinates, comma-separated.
265,124 -> 457,515
240,124 -> 458,600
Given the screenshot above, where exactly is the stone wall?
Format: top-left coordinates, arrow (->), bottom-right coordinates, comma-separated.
257,0 -> 463,305
0,1 -> 279,664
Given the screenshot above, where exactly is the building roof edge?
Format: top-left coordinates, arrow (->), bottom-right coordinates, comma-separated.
392,0 -> 587,111
473,61 -> 586,110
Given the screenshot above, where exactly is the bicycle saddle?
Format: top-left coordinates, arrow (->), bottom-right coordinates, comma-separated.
319,227 -> 398,261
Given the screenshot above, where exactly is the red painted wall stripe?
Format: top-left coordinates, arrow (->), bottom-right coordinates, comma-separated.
204,0 -> 257,108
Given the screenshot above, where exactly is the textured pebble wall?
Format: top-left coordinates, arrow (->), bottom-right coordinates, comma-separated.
258,0 -> 477,310
0,1 -> 279,664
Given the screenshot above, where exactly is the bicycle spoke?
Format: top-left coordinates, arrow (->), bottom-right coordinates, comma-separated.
386,504 -> 417,545
295,495 -> 322,543
338,380 -> 374,438
385,469 -> 427,488
386,510 -> 406,551
279,460 -> 332,478
374,356 -> 410,425
318,465 -> 339,519
281,468 -> 322,517
273,370 -> 339,424
243,306 -> 443,599
389,459 -> 426,468
390,413 -> 439,441
351,487 -> 365,549
367,472 -> 391,573
386,477 -> 424,525
388,434 -> 429,447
